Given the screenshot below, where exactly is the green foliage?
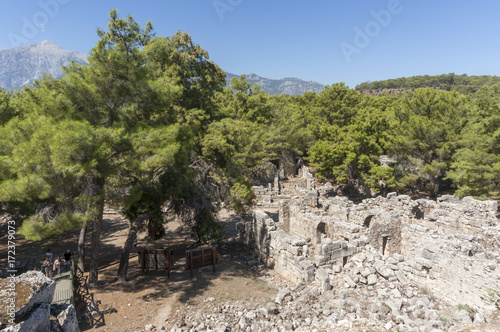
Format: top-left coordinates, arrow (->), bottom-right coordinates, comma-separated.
356,73 -> 500,95
419,286 -> 430,295
0,10 -> 225,242
307,87 -> 395,191
0,88 -> 16,126
193,205 -> 225,243
143,31 -> 226,115
447,85 -> 500,198
2,9 -> 500,251
457,303 -> 476,315
389,88 -> 470,195
18,212 -> 88,241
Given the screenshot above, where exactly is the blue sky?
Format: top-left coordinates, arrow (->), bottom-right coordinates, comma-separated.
1,0 -> 499,88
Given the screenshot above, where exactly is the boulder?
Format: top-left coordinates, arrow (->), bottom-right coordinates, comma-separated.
51,304 -> 79,332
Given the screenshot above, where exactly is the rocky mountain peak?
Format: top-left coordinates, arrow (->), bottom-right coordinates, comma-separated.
0,41 -> 88,90
226,72 -> 325,95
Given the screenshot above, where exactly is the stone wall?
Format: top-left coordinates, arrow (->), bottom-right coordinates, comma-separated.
242,171 -> 500,330
325,193 -> 497,234
238,210 -> 314,284
239,209 -> 365,286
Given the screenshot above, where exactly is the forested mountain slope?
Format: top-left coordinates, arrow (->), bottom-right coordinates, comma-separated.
356,73 -> 500,95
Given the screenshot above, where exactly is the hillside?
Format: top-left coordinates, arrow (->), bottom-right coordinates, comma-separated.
226,72 -> 325,95
355,73 -> 500,95
0,41 -> 88,90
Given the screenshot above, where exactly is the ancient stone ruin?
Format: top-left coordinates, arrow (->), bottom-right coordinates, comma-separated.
238,165 -> 500,331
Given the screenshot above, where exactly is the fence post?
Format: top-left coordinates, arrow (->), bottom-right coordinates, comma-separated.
189,251 -> 194,277
166,250 -> 171,278
212,246 -> 216,273
141,250 -> 145,274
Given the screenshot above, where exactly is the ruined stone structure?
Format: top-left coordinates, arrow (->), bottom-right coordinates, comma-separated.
239,166 -> 500,331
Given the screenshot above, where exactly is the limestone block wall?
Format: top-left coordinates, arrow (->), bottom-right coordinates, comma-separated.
325,193 -> 498,236
284,199 -> 374,248
252,185 -> 290,207
239,210 -> 314,284
273,191 -> 498,265
400,221 -> 500,311
240,209 -> 365,285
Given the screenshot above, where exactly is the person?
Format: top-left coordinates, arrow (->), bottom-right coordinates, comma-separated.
46,249 -> 53,263
64,250 -> 72,265
42,256 -> 52,279
53,257 -> 62,277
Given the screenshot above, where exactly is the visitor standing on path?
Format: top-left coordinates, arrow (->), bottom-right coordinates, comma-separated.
53,257 -> 62,277
64,250 -> 72,265
42,256 -> 52,279
46,249 -> 53,263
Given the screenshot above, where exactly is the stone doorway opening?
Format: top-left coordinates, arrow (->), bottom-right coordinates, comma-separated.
316,222 -> 327,245
382,236 -> 389,256
363,215 -> 373,228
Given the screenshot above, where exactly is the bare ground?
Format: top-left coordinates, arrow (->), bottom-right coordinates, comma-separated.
0,209 -> 284,331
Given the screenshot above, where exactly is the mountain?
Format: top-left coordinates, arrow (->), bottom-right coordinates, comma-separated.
0,41 -> 88,90
226,73 -> 325,95
0,41 -> 324,95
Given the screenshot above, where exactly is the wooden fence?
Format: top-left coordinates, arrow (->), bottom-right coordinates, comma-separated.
137,249 -> 174,277
185,246 -> 218,277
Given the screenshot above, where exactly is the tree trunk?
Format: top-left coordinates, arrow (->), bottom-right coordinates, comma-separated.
88,177 -> 105,285
117,213 -> 150,282
77,223 -> 87,272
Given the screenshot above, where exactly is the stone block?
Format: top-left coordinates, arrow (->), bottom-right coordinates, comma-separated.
352,238 -> 366,247
302,268 -> 315,283
386,257 -> 398,265
360,267 -> 373,278
364,274 -> 376,285
395,270 -> 409,286
322,242 -> 335,255
344,275 -> 357,288
291,238 -> 306,246
316,267 -> 330,284
416,257 -> 433,269
288,245 -> 302,256
265,218 -> 275,227
314,255 -> 329,266
420,249 -> 437,261
11,271 -> 56,322
393,253 -> 404,262
293,255 -> 306,265
52,304 -> 79,332
331,264 -> 343,276
331,249 -> 343,260
5,302 -> 51,332
299,260 -> 315,271
377,266 -> 395,279
455,232 -> 475,241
